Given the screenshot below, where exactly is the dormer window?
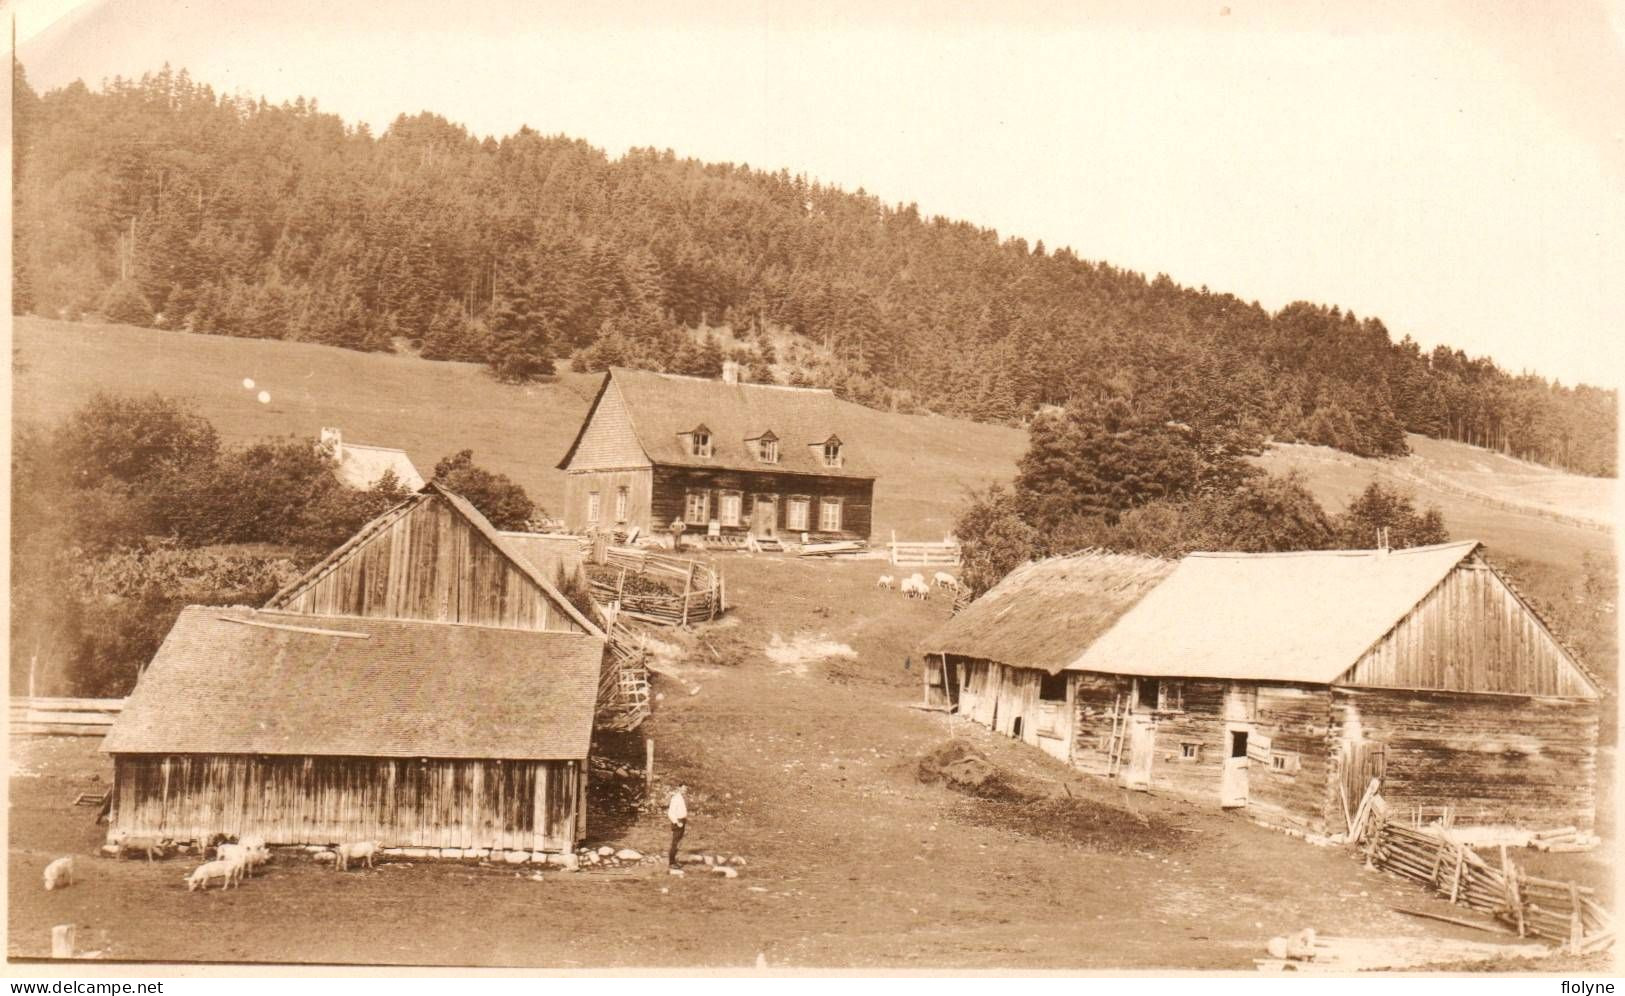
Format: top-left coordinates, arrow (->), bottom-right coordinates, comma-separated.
688,425 -> 712,458
753,431 -> 779,464
822,437 -> 843,468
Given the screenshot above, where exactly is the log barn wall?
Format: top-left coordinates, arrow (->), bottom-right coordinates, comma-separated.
273,497 -> 586,634
109,753 -> 584,852
1330,686 -> 1597,830
650,465 -> 874,542
1250,685 -> 1334,834
1069,672 -> 1129,777
1139,680 -> 1228,804
1339,559 -> 1594,697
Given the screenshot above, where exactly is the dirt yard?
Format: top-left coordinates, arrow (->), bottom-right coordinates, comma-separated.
8,555 -> 1614,970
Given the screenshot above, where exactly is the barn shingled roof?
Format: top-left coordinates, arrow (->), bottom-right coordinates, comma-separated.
922,551 -> 1176,674
557,367 -> 876,479
1067,540 -> 1487,684
102,606 -> 601,760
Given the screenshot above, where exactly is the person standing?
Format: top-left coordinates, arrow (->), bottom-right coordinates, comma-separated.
667,783 -> 688,870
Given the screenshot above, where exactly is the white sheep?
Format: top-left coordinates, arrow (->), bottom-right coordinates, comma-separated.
901,576 -> 931,600
876,575 -> 894,590
334,840 -> 380,871
187,859 -> 239,891
43,856 -> 75,891
933,572 -> 959,590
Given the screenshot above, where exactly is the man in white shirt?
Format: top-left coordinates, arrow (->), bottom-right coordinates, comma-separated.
667,783 -> 688,869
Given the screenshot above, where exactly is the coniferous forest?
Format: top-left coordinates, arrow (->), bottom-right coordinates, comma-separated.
11,65 -> 1616,476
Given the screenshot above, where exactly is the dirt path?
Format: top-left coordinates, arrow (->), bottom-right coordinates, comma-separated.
7,556 -> 1595,969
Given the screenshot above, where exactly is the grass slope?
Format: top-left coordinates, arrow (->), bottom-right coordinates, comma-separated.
13,317 -> 1613,684
11,317 -> 1025,538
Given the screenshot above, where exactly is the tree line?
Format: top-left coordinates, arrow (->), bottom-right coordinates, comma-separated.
11,394 -> 537,697
11,64 -> 1615,475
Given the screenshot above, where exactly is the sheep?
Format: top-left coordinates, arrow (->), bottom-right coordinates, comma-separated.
901,576 -> 931,600
933,572 -> 959,590
334,840 -> 380,871
43,856 -> 75,891
187,859 -> 240,892
112,833 -> 171,863
876,575 -> 894,590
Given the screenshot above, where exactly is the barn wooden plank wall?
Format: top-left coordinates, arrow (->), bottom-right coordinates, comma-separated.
110,754 -> 582,852
1069,672 -> 1130,777
273,498 -> 584,634
1340,560 -> 1593,698
1250,685 -> 1333,834
1331,687 -> 1597,830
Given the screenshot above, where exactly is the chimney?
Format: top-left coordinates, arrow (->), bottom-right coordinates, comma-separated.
320,426 -> 343,463
721,361 -> 742,385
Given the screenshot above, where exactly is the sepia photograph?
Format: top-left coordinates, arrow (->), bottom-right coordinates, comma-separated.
5,0 -> 1621,979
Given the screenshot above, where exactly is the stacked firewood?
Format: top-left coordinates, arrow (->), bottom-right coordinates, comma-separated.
1528,826 -> 1602,853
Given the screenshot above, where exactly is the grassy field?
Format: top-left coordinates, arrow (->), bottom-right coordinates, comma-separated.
11,317 -> 1024,540
13,316 -> 1616,683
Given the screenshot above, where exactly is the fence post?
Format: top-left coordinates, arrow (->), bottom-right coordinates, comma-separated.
51,924 -> 75,959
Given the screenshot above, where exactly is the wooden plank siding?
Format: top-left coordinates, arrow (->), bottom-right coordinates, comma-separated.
1139,680 -> 1229,804
109,754 -> 584,852
564,468 -> 653,534
274,497 -> 586,634
1330,686 -> 1597,830
1338,559 -> 1595,698
650,465 -> 873,543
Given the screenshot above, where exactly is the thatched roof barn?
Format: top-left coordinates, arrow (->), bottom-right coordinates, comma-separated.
103,607 -> 599,851
924,541 -> 1600,834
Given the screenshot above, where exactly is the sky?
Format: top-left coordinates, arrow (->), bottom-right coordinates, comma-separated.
10,0 -> 1625,389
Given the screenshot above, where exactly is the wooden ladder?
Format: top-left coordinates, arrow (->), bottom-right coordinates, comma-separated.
1105,694 -> 1128,777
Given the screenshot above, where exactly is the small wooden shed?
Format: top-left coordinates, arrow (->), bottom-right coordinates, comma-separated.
927,541 -> 1600,834
102,607 -> 600,851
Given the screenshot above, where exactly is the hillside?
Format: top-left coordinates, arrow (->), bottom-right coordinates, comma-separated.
12,65 -> 1616,475
11,317 -> 1024,539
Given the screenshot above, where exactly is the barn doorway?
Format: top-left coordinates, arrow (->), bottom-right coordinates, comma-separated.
1221,726 -> 1250,808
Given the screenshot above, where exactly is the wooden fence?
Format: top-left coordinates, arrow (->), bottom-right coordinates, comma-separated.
1364,812 -> 1612,953
589,547 -> 724,626
8,697 -> 124,736
590,601 -> 652,732
889,532 -> 962,568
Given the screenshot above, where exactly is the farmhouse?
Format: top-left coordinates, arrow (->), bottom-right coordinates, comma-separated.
102,606 -> 597,851
319,426 -> 426,491
923,541 -> 1600,835
557,366 -> 876,545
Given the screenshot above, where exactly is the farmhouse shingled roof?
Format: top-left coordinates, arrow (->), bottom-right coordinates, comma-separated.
923,551 -> 1175,674
558,367 -> 876,479
102,606 -> 600,760
1067,540 -> 1489,684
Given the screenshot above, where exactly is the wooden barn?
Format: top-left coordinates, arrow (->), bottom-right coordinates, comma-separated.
925,541 -> 1600,835
921,552 -> 1174,760
264,482 -> 601,637
556,366 -> 876,545
101,606 -> 599,851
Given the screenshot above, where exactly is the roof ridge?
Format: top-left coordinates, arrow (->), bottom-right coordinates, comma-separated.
1185,540 -> 1479,560
340,441 -> 412,455
611,366 -> 835,395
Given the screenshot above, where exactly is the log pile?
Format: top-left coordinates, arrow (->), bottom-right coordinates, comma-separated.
1364,811 -> 1612,953
1528,826 -> 1601,853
